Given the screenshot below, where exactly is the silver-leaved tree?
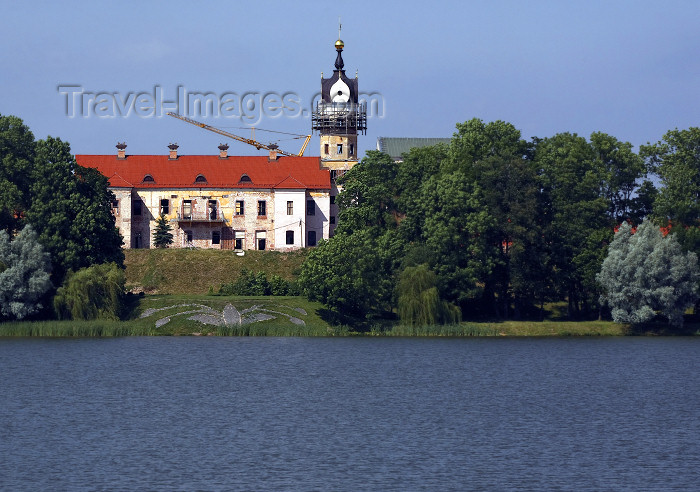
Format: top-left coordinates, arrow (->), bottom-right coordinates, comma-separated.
597,221 -> 699,326
0,225 -> 52,320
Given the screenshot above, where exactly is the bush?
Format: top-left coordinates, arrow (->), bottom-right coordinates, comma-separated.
53,262 -> 125,320
218,269 -> 297,296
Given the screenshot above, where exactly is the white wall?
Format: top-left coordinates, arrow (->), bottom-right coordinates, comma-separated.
273,189 -> 306,250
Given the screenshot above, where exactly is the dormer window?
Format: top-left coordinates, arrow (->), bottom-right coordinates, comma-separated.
143,174 -> 155,183
239,174 -> 252,183
195,174 -> 207,183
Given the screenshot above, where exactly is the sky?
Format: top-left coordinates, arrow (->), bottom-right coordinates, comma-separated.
2,0 -> 699,158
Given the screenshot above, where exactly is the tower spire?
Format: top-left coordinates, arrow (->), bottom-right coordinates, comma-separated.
334,19 -> 345,71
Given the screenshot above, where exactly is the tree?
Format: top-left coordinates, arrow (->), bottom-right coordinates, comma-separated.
0,225 -> 52,320
641,127 -> 700,226
445,118 -> 531,175
335,151 -> 400,236
397,264 -> 460,326
299,231 -> 392,317
26,136 -> 124,283
153,213 -> 174,248
0,114 -> 35,234
534,132 -> 610,318
472,155 -> 544,318
590,132 -> 646,224
420,170 -> 497,311
597,221 -> 699,327
53,262 -> 125,320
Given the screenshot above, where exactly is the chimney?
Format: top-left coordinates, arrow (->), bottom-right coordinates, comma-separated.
116,142 -> 127,159
268,143 -> 279,161
168,143 -> 179,160
218,143 -> 229,159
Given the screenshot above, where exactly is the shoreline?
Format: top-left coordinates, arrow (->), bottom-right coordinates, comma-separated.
1,295 -> 696,338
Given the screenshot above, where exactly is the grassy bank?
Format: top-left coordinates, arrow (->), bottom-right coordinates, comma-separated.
124,249 -> 308,294
3,293 -> 686,337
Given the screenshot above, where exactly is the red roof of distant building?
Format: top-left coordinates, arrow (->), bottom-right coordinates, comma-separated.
75,154 -> 329,190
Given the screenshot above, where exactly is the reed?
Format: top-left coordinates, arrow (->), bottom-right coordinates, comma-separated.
0,320 -> 157,337
381,323 -> 500,337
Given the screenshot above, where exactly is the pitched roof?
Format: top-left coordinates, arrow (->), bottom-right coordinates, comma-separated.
376,137 -> 452,161
75,155 -> 329,190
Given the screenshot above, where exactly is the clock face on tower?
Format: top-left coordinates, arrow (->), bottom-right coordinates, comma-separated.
330,77 -> 350,104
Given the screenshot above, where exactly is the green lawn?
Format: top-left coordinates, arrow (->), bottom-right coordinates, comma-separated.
124,248 -> 308,294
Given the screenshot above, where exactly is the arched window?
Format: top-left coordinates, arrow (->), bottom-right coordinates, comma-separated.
239,174 -> 252,183
195,174 -> 207,183
142,174 -> 155,183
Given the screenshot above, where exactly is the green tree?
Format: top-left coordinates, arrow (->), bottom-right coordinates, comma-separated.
53,262 -> 125,320
0,114 -> 35,234
472,155 -> 544,318
0,225 -> 52,320
153,213 -> 174,248
299,231 -> 392,316
397,264 -> 460,326
445,118 -> 531,175
590,132 -> 646,223
642,127 -> 700,226
420,170 -> 497,311
534,132 -> 610,318
335,151 -> 400,236
597,221 -> 699,327
26,136 -> 124,283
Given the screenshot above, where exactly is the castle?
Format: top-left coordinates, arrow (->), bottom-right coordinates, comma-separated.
76,36 -> 365,251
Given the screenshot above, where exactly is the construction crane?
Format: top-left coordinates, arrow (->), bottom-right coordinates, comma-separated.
167,112 -> 311,157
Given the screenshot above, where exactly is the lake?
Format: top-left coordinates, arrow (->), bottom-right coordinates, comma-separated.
1,337 -> 698,491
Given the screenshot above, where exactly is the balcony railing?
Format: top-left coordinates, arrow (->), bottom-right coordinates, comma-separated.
176,207 -> 224,222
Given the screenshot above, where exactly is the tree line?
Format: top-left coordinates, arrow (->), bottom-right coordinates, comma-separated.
0,114 -> 124,320
300,119 -> 700,326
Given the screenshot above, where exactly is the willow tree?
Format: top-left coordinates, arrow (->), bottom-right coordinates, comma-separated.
397,264 -> 461,326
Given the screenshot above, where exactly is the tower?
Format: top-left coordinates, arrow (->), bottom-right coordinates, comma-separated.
312,34 -> 367,177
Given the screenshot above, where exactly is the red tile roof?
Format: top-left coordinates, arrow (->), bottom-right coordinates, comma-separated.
75,154 -> 330,190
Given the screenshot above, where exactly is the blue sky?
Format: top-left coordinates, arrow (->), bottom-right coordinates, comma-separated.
2,0 -> 699,157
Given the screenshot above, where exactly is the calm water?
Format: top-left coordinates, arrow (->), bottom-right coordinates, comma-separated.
1,337 -> 698,491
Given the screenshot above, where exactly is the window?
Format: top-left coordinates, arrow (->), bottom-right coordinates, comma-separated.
185,230 -> 193,243
330,170 -> 337,181
324,143 -> 329,155
330,195 -> 335,205
134,200 -> 142,216
183,200 -> 192,219
212,231 -> 221,245
160,199 -> 169,215
337,143 -> 343,154
287,201 -> 293,215
234,231 -> 245,250
306,199 -> 315,216
111,199 -> 119,216
208,200 -> 218,220
258,200 -> 266,217
239,174 -> 252,183
143,174 -> 155,183
235,200 -> 244,215
330,216 -> 336,224
349,143 -> 354,155
307,230 -> 317,247
195,174 -> 207,183
286,230 -> 294,245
